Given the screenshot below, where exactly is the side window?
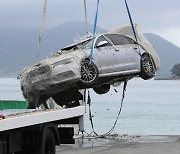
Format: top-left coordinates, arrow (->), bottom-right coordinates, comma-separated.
108,34 -> 134,45
95,36 -> 112,48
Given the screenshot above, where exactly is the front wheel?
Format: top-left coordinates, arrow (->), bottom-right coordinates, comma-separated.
140,54 -> 155,80
80,60 -> 99,86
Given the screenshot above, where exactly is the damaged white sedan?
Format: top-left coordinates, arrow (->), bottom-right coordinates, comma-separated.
20,24 -> 160,108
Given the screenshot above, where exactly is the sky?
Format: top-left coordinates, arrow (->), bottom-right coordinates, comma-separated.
0,0 -> 180,47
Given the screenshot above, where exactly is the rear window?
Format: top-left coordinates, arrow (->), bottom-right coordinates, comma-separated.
105,34 -> 134,45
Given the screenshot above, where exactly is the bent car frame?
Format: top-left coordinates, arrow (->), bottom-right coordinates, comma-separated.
19,24 -> 160,108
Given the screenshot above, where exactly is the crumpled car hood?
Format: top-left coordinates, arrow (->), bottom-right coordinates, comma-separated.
39,50 -> 86,65
20,50 -> 86,77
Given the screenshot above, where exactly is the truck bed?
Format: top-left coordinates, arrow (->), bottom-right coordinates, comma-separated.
0,106 -> 85,132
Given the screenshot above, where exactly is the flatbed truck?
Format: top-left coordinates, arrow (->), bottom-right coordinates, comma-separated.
0,105 -> 85,154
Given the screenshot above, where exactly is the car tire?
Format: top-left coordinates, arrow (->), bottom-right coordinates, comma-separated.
93,84 -> 110,94
80,59 -> 99,86
140,54 -> 155,80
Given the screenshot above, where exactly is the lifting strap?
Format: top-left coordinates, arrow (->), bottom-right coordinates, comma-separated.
124,0 -> 138,43
36,0 -> 47,62
89,0 -> 100,61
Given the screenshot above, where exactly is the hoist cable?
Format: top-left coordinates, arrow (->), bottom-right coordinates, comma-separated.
124,0 -> 138,43
83,0 -> 89,34
85,80 -> 127,137
36,0 -> 47,62
89,0 -> 100,61
87,90 -> 98,136
100,80 -> 127,136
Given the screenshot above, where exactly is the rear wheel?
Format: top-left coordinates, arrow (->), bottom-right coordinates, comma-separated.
32,129 -> 56,154
17,129 -> 56,154
93,84 -> 110,94
140,54 -> 155,80
41,129 -> 55,154
80,60 -> 99,86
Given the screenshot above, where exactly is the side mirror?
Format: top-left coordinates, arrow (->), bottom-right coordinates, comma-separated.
96,41 -> 108,48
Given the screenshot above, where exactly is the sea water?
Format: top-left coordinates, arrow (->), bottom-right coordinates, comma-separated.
0,78 -> 180,135
0,78 -> 24,101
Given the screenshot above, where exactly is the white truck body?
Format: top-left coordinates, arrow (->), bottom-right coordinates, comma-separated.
0,106 -> 85,154
0,106 -> 85,132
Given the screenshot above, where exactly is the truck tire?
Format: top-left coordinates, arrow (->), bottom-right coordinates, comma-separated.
40,129 -> 55,154
17,129 -> 56,154
33,129 -> 56,154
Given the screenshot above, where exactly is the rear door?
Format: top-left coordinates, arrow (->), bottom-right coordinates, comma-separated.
94,34 -> 140,75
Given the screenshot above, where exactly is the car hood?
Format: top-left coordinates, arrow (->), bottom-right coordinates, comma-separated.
19,50 -> 86,77
41,50 -> 86,65
108,24 -> 160,70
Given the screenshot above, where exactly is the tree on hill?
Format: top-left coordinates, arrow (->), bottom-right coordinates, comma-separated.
171,64 -> 180,77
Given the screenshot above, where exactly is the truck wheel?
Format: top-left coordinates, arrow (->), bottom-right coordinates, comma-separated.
34,129 -> 55,154
41,129 -> 55,154
16,129 -> 56,154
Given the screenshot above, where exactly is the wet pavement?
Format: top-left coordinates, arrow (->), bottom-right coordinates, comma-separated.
56,135 -> 180,154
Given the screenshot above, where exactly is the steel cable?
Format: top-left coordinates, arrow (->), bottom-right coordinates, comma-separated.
36,0 -> 47,62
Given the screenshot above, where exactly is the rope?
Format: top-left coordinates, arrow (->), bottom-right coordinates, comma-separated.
89,0 -> 100,61
36,0 -> 47,62
83,0 -> 89,34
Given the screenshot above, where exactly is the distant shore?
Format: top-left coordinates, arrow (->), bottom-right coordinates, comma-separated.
154,77 -> 180,80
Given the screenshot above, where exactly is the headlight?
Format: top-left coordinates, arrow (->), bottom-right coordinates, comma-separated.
52,57 -> 74,68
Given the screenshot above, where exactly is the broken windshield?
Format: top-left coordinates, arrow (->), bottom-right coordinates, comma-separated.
61,38 -> 93,51
76,39 -> 93,50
